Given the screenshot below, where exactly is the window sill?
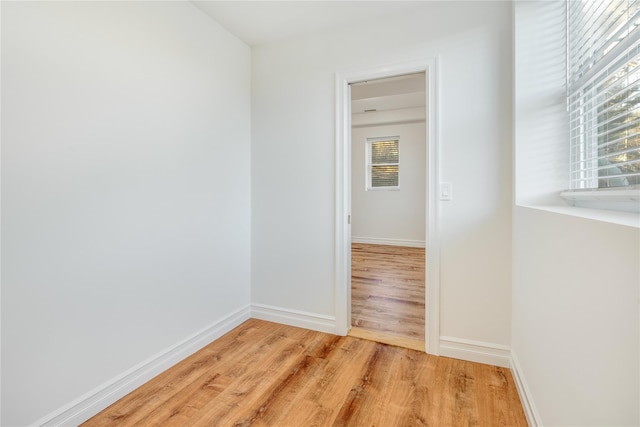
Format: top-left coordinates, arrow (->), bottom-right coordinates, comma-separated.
560,188 -> 640,202
560,188 -> 640,216
520,192 -> 640,228
517,204 -> 640,228
366,187 -> 400,192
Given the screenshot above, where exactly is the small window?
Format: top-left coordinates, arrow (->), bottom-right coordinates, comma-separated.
366,137 -> 399,190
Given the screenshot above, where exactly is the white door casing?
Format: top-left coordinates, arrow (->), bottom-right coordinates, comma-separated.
334,58 -> 441,355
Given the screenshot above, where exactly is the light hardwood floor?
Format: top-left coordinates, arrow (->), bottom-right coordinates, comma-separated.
83,319 -> 527,426
351,243 -> 425,350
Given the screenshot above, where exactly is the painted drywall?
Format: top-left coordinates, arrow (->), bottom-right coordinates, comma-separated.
252,1 -> 513,346
1,2 -> 251,425
513,0 -> 568,207
512,207 -> 639,426
351,121 -> 426,245
513,2 -> 640,424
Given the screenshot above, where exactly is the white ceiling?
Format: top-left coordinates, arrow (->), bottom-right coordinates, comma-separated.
191,2 -> 427,115
351,73 -> 425,114
192,1 -> 426,47
351,73 -> 425,101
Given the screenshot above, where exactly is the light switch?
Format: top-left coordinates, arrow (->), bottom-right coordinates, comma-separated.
440,182 -> 452,201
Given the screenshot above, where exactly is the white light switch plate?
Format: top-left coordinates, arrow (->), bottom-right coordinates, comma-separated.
440,182 -> 452,201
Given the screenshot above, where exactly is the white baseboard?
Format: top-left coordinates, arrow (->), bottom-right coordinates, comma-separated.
31,304 -> 251,427
510,351 -> 542,427
439,336 -> 511,368
351,237 -> 426,248
251,303 -> 337,334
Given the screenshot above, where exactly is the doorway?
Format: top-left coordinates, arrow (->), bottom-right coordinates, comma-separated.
348,73 -> 426,351
334,59 -> 441,355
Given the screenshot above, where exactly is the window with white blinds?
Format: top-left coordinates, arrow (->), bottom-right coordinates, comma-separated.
568,0 -> 640,190
366,137 -> 399,190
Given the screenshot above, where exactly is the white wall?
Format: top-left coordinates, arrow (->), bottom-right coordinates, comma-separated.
252,1 -> 513,347
351,122 -> 426,245
512,2 -> 640,425
512,208 -> 639,426
514,0 -> 568,207
1,2 -> 251,425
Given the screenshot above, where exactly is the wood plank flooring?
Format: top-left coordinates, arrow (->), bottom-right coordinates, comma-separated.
351,243 -> 425,348
83,319 -> 527,427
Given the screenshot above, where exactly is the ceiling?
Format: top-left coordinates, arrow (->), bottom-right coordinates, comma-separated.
191,2 -> 427,121
351,73 -> 425,116
350,73 -> 426,128
191,1 -> 426,47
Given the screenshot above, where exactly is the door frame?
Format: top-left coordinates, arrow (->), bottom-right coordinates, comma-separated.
334,58 -> 441,355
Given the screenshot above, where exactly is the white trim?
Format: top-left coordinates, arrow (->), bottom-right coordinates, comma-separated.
425,58 -> 442,356
560,188 -> 640,202
0,2 -> 3,422
365,136 -> 400,191
335,58 -> 441,353
29,305 -> 251,427
439,336 -> 511,368
251,303 -> 337,334
351,237 -> 425,248
560,188 -> 640,214
510,351 -> 543,427
335,72 -> 352,336
365,187 -> 401,192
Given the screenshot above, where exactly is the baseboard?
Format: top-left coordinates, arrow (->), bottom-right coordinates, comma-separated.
439,336 -> 511,368
251,303 -> 337,334
351,237 -> 426,248
510,351 -> 543,427
30,304 -> 251,427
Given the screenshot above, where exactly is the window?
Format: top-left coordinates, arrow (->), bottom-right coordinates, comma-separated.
568,0 -> 640,191
366,137 -> 399,190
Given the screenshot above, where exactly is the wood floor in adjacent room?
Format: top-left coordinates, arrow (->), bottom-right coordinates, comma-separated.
351,243 -> 425,351
83,319 -> 527,427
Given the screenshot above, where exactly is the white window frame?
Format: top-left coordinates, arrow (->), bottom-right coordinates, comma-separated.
365,136 -> 400,191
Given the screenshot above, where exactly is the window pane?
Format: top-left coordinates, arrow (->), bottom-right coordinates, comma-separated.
596,60 -> 640,187
568,0 -> 640,189
371,165 -> 399,187
371,140 -> 399,164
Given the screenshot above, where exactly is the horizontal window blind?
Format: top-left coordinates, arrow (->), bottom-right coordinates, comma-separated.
371,165 -> 399,188
371,140 -> 399,164
367,138 -> 399,189
569,0 -> 640,189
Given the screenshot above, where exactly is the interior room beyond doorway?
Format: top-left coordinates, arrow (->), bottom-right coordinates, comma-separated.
348,72 -> 427,351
